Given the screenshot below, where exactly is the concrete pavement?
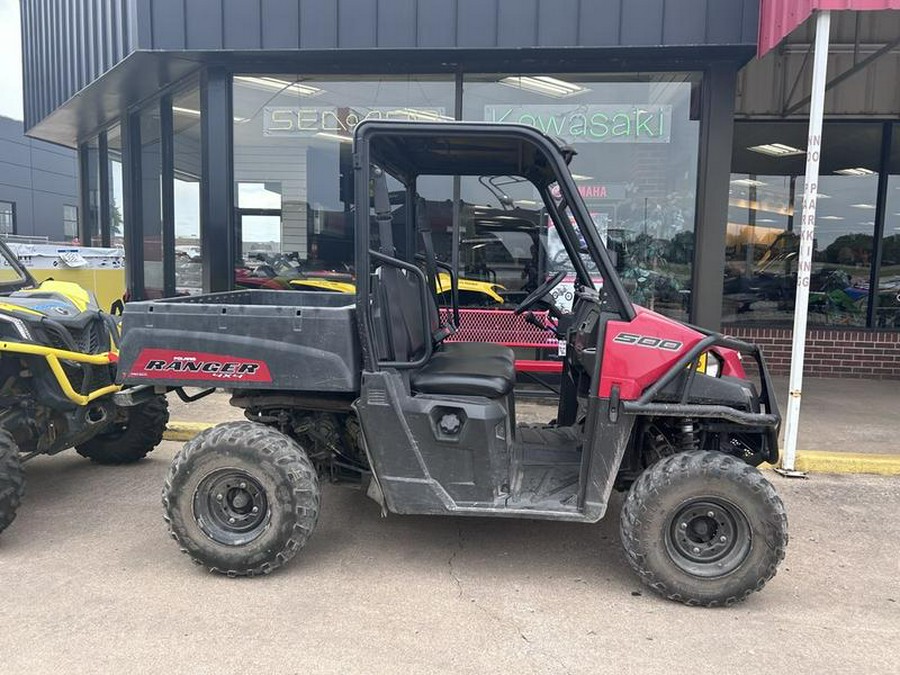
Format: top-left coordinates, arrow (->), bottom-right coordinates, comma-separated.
0,441 -> 898,674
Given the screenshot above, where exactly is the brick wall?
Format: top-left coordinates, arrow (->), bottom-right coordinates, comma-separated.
723,327 -> 900,379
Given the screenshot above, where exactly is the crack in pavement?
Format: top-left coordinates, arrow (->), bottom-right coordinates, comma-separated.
446,524 -> 573,675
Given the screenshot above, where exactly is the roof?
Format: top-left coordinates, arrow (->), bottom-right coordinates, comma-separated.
758,0 -> 900,56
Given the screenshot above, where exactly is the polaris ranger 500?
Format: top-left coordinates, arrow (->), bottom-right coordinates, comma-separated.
117,122 -> 787,606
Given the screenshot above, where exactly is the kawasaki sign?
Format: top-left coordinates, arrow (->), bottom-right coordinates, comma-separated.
484,105 -> 672,143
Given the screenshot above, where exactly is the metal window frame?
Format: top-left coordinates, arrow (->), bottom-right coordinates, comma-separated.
0,200 -> 15,235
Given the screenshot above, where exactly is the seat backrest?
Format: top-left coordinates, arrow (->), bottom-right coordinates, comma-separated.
373,265 -> 438,363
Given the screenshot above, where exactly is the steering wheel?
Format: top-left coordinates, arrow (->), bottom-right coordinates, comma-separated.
514,271 -> 567,315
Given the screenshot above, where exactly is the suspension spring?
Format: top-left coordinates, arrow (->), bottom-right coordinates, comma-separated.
678,418 -> 699,452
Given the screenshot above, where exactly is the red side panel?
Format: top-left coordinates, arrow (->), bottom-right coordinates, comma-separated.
127,348 -> 272,383
598,307 -> 705,400
515,360 -> 563,373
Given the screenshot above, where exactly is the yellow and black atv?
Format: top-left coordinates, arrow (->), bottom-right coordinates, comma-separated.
0,241 -> 168,534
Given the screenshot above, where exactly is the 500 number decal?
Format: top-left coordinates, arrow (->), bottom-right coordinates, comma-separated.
613,332 -> 683,351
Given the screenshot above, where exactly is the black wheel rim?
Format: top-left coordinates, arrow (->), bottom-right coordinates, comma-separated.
193,468 -> 270,546
665,498 -> 751,578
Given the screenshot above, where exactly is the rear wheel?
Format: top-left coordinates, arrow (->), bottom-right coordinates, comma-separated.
0,430 -> 26,535
163,421 -> 319,576
620,450 -> 787,607
76,395 -> 169,464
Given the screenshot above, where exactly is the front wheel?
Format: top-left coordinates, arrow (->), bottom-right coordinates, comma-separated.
0,430 -> 26,535
620,451 -> 787,607
163,421 -> 319,576
76,394 -> 169,464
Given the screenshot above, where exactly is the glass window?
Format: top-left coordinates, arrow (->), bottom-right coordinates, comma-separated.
876,124 -> 900,328
462,73 -> 700,321
724,122 -> 881,327
0,201 -> 14,235
173,84 -> 203,295
140,107 -> 164,298
232,74 -> 455,289
82,138 -> 101,245
107,125 -> 125,246
63,205 -> 78,241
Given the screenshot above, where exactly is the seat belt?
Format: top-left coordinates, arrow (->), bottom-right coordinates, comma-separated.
417,198 -> 456,344
372,167 -> 395,256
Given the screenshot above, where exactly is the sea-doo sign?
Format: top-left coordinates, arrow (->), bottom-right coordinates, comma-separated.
128,349 -> 272,382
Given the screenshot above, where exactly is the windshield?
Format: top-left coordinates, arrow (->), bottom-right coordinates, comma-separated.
0,241 -> 33,291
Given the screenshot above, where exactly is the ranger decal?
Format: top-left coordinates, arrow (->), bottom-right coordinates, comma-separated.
128,349 -> 272,382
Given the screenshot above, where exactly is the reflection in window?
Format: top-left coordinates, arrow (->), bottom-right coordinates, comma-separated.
63,205 -> 78,242
107,125 -> 125,246
876,124 -> 900,328
82,138 -> 101,244
140,107 -> 164,298
724,122 -> 881,327
173,84 -> 203,294
463,73 -> 700,321
232,75 -> 455,292
0,201 -> 14,235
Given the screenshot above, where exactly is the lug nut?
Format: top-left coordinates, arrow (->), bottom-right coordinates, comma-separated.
720,535 -> 727,543
228,517 -> 236,524
216,493 -> 223,501
692,547 -> 700,554
707,511 -> 715,518
680,522 -> 687,529
251,506 -> 259,514
240,482 -> 247,489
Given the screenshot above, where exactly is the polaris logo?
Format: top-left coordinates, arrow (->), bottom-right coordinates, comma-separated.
613,332 -> 682,351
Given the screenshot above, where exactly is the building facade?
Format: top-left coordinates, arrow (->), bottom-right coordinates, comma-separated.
18,1 -> 900,378
0,116 -> 78,241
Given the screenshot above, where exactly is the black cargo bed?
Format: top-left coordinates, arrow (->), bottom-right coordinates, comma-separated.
117,290 -> 360,393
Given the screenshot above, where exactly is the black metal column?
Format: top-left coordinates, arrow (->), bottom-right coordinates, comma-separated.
867,122 -> 892,328
98,131 -> 111,247
160,96 -> 176,297
200,66 -> 234,293
121,112 -> 144,299
691,62 -> 739,330
77,142 -> 91,245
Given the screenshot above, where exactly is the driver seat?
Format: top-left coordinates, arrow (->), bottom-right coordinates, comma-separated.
374,266 -> 515,398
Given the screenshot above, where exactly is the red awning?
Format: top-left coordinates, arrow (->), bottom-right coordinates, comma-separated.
758,0 -> 900,57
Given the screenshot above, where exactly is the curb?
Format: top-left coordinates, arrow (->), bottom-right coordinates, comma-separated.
163,422 -> 213,442
163,422 -> 900,476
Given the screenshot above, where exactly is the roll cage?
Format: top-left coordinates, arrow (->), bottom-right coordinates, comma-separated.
352,120 -> 635,371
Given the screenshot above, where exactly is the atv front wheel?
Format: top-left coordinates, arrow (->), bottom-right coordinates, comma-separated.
620,450 -> 787,607
163,421 -> 319,576
75,395 -> 169,464
0,430 -> 26,534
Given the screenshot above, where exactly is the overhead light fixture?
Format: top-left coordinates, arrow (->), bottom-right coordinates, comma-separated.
234,75 -> 324,97
819,215 -> 844,220
756,218 -> 778,223
570,174 -> 594,181
173,106 -> 247,123
816,192 -> 830,199
514,199 -> 539,206
387,108 -> 454,122
498,76 -> 589,99
731,178 -> 767,187
850,203 -> 876,209
315,132 -> 352,143
835,167 -> 876,176
747,143 -> 805,157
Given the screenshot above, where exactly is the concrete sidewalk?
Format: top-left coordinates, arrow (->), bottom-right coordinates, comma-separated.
164,376 -> 900,473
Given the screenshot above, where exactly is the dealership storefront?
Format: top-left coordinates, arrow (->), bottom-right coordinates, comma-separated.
19,1 -> 900,378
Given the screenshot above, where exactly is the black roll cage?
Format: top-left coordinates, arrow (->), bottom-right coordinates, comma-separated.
352,120 -> 635,372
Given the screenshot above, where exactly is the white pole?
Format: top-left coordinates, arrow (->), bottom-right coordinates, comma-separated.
781,10 -> 831,473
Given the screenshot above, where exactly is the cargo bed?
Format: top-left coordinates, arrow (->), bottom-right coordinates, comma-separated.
117,290 -> 360,392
